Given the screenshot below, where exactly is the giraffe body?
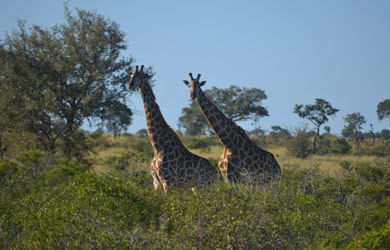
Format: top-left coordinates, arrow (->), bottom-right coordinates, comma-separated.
129,66 -> 217,193
184,73 -> 281,182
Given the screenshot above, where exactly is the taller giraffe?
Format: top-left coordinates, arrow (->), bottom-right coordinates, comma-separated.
183,73 -> 281,182
129,66 -> 217,193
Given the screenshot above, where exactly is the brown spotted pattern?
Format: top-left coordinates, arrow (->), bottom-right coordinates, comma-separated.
129,66 -> 217,193
184,73 -> 281,182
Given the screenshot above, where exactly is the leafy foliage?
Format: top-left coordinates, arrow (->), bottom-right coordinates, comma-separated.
179,85 -> 269,135
287,126 -> 312,158
206,85 -> 269,122
0,8 -> 134,158
377,99 -> 390,127
178,100 -> 210,135
329,138 -> 352,154
294,98 -> 339,153
343,112 -> 367,147
1,150 -> 390,249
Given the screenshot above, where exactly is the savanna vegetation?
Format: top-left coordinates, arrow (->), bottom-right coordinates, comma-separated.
1,6 -> 390,250
1,132 -> 390,249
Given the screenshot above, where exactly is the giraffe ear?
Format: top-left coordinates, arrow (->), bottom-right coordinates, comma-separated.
183,80 -> 189,86
199,81 -> 206,87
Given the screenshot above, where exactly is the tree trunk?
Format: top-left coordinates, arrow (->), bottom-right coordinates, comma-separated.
312,126 -> 320,154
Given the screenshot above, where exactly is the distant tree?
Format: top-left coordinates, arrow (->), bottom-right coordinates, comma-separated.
287,125 -> 312,158
206,85 -> 269,122
377,99 -> 390,128
378,129 -> 390,143
324,126 -> 331,134
178,101 -> 209,136
136,128 -> 148,136
343,112 -> 366,147
294,98 -> 339,153
248,128 -> 265,137
1,8 -> 134,158
329,138 -> 352,154
368,124 -> 376,140
270,126 -> 290,137
101,101 -> 133,137
178,85 -> 269,135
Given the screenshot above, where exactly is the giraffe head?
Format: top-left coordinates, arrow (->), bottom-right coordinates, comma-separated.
128,65 -> 150,90
183,73 -> 206,100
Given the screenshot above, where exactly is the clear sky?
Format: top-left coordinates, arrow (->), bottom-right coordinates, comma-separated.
1,0 -> 389,135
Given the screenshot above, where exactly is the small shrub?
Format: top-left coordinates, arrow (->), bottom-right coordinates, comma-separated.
44,166 -> 77,186
287,126 -> 312,158
339,160 -> 353,171
316,135 -> 331,155
105,151 -> 152,171
354,161 -> 387,183
89,129 -> 104,139
127,138 -> 153,153
0,159 -> 18,182
346,222 -> 390,249
329,138 -> 352,154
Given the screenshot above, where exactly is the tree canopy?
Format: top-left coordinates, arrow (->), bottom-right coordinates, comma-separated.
343,112 -> 366,147
294,98 -> 339,153
377,99 -> 390,127
178,85 -> 269,135
0,7 -> 134,158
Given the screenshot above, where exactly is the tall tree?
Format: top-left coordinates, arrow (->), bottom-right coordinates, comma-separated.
0,46 -> 36,158
294,98 -> 339,153
178,101 -> 209,136
1,8 -> 134,158
178,85 -> 269,135
343,112 -> 366,147
206,85 -> 269,122
101,101 -> 133,137
377,99 -> 390,128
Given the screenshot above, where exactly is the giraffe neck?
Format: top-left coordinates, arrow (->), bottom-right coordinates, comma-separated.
138,82 -> 182,152
196,89 -> 240,148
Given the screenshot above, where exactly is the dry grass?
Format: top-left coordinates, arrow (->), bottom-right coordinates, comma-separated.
275,147 -> 384,177
189,145 -> 223,159
89,134 -> 386,177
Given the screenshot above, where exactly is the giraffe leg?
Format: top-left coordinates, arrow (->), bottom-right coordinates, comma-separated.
151,171 -> 162,191
162,182 -> 169,194
150,158 -> 163,191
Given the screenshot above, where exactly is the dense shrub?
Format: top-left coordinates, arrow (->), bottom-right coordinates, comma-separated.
346,222 -> 390,249
1,151 -> 390,249
329,138 -> 352,154
287,126 -> 312,158
315,135 -> 331,155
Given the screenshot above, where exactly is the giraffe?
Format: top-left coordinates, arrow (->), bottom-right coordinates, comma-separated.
183,73 -> 281,183
128,66 -> 217,193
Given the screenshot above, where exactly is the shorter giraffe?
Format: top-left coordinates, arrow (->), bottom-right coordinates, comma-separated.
129,66 -> 217,193
184,73 -> 281,183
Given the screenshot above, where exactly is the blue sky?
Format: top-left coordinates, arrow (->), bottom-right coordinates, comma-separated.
1,0 -> 389,135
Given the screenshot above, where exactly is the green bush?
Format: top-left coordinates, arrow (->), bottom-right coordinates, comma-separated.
315,135 -> 331,155
329,138 -> 352,154
346,222 -> 390,250
287,126 -> 312,158
0,159 -> 18,181
1,151 -> 390,249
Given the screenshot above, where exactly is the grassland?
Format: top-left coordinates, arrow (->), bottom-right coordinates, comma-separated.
89,133 -> 387,178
